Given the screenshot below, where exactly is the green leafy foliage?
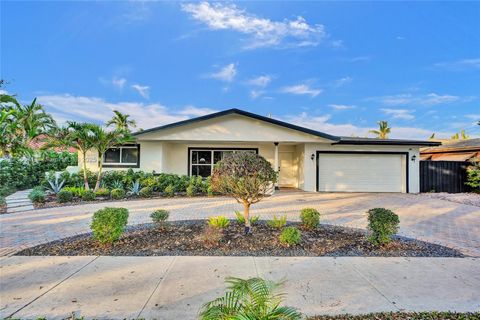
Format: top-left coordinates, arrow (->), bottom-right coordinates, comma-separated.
110,188 -> 126,200
267,214 -> 287,229
163,184 -> 175,197
367,208 -> 400,245
95,188 -> 110,197
90,207 -> 129,245
208,215 -> 230,229
300,208 -> 320,230
199,277 -> 302,320
279,226 -> 302,246
28,188 -> 45,203
150,209 -> 169,226
57,190 -> 73,203
186,184 -> 195,197
466,159 -> 480,191
139,186 -> 153,198
234,210 -> 259,225
62,186 -> 84,197
81,190 -> 96,201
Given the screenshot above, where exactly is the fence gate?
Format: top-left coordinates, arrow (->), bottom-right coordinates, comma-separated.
420,161 -> 470,193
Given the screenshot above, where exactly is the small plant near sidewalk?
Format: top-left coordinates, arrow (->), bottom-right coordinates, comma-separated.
150,209 -> 169,227
29,188 -> 46,203
163,184 -> 175,197
466,158 -> 480,191
234,210 -> 259,226
63,186 -> 85,197
110,188 -> 126,200
367,208 -> 400,246
300,208 -> 320,230
90,207 -> 129,245
57,190 -> 73,203
128,180 -> 141,196
46,175 -> 65,194
199,277 -> 302,320
267,214 -> 287,229
139,186 -> 153,198
186,183 -> 196,197
279,226 -> 302,246
208,215 -> 230,229
95,188 -> 110,198
81,189 -> 96,201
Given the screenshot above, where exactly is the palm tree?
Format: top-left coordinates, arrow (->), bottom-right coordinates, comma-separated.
89,125 -> 132,191
369,121 -> 391,139
199,277 -> 302,320
106,110 -> 136,132
16,98 -> 56,146
429,133 -> 436,140
451,130 -> 470,140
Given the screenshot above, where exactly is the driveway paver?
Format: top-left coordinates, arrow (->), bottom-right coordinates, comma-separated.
0,191 -> 479,256
1,256 -> 479,319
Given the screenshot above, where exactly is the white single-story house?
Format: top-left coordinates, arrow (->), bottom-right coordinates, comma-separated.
80,108 -> 440,193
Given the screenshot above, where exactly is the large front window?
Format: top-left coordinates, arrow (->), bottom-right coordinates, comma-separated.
103,145 -> 139,167
190,148 -> 256,178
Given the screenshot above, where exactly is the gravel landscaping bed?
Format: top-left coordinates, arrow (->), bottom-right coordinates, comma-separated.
16,220 -> 463,257
308,311 -> 480,320
420,192 -> 480,207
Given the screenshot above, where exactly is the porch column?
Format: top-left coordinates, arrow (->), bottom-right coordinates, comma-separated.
274,142 -> 279,190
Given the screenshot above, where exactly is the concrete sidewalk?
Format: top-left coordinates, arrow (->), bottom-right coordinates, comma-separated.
1,256 -> 479,319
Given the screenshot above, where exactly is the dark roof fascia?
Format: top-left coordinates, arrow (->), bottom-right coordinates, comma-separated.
421,147 -> 480,154
133,108 -> 340,141
334,137 -> 441,147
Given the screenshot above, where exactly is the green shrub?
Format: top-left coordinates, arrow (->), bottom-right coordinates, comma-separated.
234,210 -> 259,225
62,186 -> 85,197
207,185 -> 214,196
466,159 -> 480,191
28,188 -> 45,203
186,184 -> 195,197
300,208 -> 320,230
0,196 -> 5,206
0,185 -> 16,197
367,208 -> 400,245
279,226 -> 301,246
267,214 -> 287,229
95,188 -> 110,197
90,207 -> 129,245
139,186 -> 153,198
110,188 -> 126,200
150,209 -> 169,226
208,215 -> 230,229
81,190 -> 96,201
163,184 -> 175,197
57,190 -> 73,203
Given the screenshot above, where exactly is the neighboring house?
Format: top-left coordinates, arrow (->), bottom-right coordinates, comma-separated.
29,134 -> 77,153
79,109 -> 439,193
421,138 -> 480,161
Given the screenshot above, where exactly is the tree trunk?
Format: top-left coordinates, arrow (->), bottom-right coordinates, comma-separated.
82,152 -> 89,190
94,160 -> 103,191
243,201 -> 251,234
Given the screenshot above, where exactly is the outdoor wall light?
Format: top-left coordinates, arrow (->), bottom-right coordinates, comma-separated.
411,154 -> 416,162
311,154 -> 315,160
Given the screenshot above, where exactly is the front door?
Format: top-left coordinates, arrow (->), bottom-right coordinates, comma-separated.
279,152 -> 296,187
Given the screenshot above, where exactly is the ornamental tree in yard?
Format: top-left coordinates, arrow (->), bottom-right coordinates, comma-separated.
211,152 -> 277,234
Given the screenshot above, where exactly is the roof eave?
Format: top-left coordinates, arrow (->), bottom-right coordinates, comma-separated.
334,138 -> 441,147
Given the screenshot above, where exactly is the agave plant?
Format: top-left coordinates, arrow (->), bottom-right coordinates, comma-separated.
46,175 -> 65,194
128,180 -> 141,196
111,180 -> 124,190
199,277 -> 302,320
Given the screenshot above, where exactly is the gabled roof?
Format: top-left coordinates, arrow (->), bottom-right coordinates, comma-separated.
133,108 -> 339,141
133,108 -> 440,146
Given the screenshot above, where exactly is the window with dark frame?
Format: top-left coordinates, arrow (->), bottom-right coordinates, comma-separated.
103,145 -> 139,167
190,149 -> 256,178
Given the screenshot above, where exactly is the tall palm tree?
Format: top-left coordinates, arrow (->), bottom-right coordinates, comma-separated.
16,98 -> 56,146
106,110 -> 136,132
369,121 -> 391,139
199,277 -> 302,320
89,125 -> 132,191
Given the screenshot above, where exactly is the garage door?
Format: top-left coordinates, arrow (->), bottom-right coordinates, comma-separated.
317,153 -> 407,193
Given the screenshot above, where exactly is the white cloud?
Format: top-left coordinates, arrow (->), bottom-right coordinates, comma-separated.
373,93 -> 460,106
466,114 -> 480,120
250,90 -> 264,99
247,75 -> 271,87
381,108 -> 415,120
281,84 -> 322,97
131,84 -> 150,99
349,56 -> 371,63
209,63 -> 237,82
112,77 -> 127,89
329,104 -> 356,110
181,2 -> 327,49
36,94 -> 215,129
434,58 -> 480,71
334,76 -> 352,88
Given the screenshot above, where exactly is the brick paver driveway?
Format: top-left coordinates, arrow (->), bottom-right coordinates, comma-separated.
1,190 -> 479,256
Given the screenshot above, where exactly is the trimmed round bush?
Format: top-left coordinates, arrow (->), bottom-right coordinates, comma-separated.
163,184 -> 174,197
91,207 -> 129,245
29,189 -> 45,203
81,190 -> 96,201
367,208 -> 400,246
279,226 -> 301,246
150,209 -> 169,226
139,187 -> 153,198
57,190 -> 73,203
110,188 -> 126,200
95,188 -> 110,198
300,208 -> 320,230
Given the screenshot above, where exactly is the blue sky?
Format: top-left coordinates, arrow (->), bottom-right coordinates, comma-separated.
1,1 -> 479,139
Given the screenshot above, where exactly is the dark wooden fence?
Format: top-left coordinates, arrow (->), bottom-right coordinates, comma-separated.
420,161 -> 470,193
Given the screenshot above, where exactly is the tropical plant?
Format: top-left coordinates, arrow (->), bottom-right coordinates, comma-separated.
300,208 -> 320,230
95,188 -> 111,197
139,186 -> 153,198
128,180 -> 142,196
367,208 -> 400,245
111,180 -> 124,190
150,209 -> 169,227
199,277 -> 302,320
208,215 -> 230,229
211,152 -> 276,234
81,190 -> 96,201
466,158 -> 480,191
267,214 -> 287,229
234,210 -> 259,226
28,188 -> 45,203
111,188 -> 126,200
106,110 -> 136,132
451,129 -> 470,140
369,121 -> 391,139
46,174 -> 65,194
163,184 -> 175,197
57,190 -> 73,203
279,226 -> 302,246
90,207 -> 129,245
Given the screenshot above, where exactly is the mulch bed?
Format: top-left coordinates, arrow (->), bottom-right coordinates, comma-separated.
308,312 -> 480,320
16,220 -> 464,257
0,203 -> 6,214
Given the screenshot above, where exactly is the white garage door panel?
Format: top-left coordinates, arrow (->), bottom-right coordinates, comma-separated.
318,153 -> 406,193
